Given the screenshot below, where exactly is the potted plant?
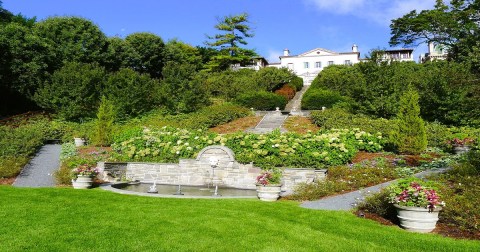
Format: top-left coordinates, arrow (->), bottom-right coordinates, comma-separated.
256,170 -> 282,201
447,137 -> 475,154
71,164 -> 98,189
387,178 -> 445,233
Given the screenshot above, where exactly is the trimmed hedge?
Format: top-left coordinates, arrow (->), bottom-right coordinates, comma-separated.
234,91 -> 287,110
302,89 -> 350,110
289,76 -> 304,91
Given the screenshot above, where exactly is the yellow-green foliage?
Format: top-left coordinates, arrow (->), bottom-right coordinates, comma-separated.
93,96 -> 116,146
394,88 -> 427,154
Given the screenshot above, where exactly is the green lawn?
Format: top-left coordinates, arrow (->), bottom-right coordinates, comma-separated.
1,186 -> 478,251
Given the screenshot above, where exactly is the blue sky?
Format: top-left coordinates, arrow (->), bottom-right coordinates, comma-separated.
4,0 -> 435,62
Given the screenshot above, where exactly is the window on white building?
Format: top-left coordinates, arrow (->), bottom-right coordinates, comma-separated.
344,60 -> 351,65
288,63 -> 293,70
328,61 -> 334,66
304,62 -> 309,68
315,62 -> 321,68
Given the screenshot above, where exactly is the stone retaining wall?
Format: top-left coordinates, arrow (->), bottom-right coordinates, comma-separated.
97,145 -> 326,193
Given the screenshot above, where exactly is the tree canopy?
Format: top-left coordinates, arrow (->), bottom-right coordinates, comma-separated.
389,0 -> 480,62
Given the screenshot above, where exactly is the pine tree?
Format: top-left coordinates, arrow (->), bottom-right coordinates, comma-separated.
94,96 -> 115,146
395,87 -> 427,154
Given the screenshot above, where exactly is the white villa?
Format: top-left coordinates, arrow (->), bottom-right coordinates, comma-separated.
379,48 -> 414,62
420,42 -> 448,62
269,45 -> 361,85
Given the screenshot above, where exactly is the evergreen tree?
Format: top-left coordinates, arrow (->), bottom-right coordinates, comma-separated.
205,13 -> 256,71
93,96 -> 115,146
395,87 -> 427,154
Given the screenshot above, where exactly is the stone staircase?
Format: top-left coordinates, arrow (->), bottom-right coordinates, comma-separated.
245,111 -> 288,134
284,85 -> 310,116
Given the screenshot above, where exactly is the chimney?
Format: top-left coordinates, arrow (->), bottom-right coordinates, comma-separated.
352,44 -> 358,53
283,48 -> 290,56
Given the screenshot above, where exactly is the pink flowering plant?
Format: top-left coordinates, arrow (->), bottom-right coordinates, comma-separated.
447,137 -> 475,147
72,164 -> 99,179
388,178 -> 444,211
256,170 -> 282,186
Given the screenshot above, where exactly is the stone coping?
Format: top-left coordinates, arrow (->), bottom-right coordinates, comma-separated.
100,183 -> 258,199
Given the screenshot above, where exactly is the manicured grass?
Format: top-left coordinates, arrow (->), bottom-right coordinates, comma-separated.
1,186 -> 479,251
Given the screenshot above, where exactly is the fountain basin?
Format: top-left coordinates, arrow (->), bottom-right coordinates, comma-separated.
102,182 -> 257,199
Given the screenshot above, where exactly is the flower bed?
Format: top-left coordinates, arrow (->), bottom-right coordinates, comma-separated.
111,126 -> 385,168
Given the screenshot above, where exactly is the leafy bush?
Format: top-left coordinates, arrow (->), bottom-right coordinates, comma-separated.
274,84 -> 296,101
34,62 -> 106,121
310,108 -> 396,146
92,96 -> 116,146
356,189 -> 397,220
104,68 -> 160,121
234,91 -> 287,110
393,88 -> 427,154
203,69 -> 261,100
0,156 -> 29,178
254,67 -> 294,91
302,89 -> 350,110
159,62 -> 211,113
289,76 -> 304,91
59,142 -> 77,161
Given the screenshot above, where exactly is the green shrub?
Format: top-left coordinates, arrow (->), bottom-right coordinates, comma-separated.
34,62 -> 106,121
234,91 -> 287,110
54,164 -> 73,185
356,189 -> 397,220
254,67 -> 294,91
301,89 -> 350,110
0,156 -> 29,178
59,142 -> 77,161
159,62 -> 211,113
93,96 -> 116,146
126,103 -> 251,131
394,88 -> 427,154
310,108 -> 396,147
104,68 -> 159,121
289,76 -> 304,91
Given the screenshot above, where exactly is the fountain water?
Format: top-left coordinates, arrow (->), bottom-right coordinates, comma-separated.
147,181 -> 158,193
209,157 -> 221,197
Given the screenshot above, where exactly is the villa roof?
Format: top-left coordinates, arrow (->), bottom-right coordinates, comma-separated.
280,47 -> 358,58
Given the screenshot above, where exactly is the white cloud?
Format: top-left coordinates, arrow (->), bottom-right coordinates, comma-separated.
266,49 -> 282,63
305,0 -> 366,14
305,0 -> 436,26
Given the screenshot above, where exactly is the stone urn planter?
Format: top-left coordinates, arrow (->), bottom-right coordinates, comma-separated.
72,175 -> 94,189
74,137 -> 86,147
394,204 -> 442,233
256,184 -> 282,202
453,145 -> 471,155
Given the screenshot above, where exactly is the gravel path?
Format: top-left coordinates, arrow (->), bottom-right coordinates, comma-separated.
13,144 -> 61,187
300,168 -> 449,211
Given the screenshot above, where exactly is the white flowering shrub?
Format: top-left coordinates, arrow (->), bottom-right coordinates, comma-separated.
111,126 -> 384,168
